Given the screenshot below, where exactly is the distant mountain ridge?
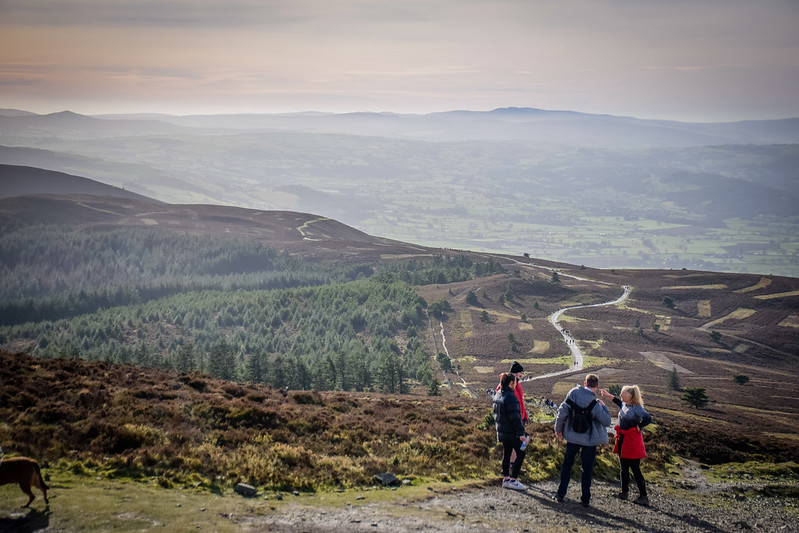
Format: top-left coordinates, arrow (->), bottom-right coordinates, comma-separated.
2,107 -> 798,148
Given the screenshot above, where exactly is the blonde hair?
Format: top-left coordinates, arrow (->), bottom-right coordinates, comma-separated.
621,385 -> 644,407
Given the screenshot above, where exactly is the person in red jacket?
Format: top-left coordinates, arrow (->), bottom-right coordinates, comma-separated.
601,385 -> 652,506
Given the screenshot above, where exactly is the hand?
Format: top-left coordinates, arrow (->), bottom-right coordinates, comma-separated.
555,432 -> 563,440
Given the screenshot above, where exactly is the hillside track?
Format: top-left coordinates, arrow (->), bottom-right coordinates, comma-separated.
226,477 -> 798,533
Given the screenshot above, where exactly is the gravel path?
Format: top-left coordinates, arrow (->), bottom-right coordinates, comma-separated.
234,476 -> 798,533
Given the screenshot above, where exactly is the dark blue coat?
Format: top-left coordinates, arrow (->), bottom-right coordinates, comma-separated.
493,386 -> 525,443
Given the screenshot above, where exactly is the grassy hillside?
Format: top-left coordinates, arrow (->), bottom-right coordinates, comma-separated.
1,192 -> 797,505
417,261 -> 799,463
1,349 -> 795,501
0,351 -> 502,492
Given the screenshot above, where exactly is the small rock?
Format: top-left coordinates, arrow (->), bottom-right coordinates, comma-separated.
234,483 -> 258,497
374,472 -> 401,486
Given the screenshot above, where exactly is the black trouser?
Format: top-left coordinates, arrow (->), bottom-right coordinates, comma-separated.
558,442 -> 597,504
620,457 -> 646,495
502,439 -> 526,479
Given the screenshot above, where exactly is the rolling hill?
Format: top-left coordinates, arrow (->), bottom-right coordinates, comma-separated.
0,164 -> 157,202
1,170 -> 797,459
2,108 -> 798,277
1,168 -> 798,533
3,108 -> 799,275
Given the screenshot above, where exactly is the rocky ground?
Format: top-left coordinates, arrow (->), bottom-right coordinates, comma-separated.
1,462 -> 796,532
234,467 -> 798,533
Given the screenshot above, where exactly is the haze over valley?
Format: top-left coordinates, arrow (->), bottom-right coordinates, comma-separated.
2,107 -> 798,277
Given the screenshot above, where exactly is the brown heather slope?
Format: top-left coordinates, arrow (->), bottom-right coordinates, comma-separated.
1,192 -> 797,464
417,256 -> 799,464
0,351 -> 498,491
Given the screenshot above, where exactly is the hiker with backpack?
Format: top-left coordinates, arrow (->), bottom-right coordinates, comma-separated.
601,385 -> 652,506
554,373 -> 612,507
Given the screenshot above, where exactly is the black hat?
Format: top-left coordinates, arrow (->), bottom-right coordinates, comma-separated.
510,361 -> 524,373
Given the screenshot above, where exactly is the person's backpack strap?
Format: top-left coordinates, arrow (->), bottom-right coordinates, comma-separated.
565,397 -> 578,411
566,397 -> 596,412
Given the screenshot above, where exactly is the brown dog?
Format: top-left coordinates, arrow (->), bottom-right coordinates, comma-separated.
0,457 -> 49,507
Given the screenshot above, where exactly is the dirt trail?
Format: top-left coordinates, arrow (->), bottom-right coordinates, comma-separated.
524,285 -> 631,384
231,476 -> 797,532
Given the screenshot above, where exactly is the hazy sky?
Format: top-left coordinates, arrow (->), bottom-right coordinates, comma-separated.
1,0 -> 798,122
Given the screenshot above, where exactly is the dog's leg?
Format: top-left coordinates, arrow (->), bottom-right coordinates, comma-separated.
21,485 -> 35,507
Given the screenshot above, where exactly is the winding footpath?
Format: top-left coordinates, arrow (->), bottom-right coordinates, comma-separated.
524,284 -> 632,383
432,255 -> 633,392
439,320 -> 476,397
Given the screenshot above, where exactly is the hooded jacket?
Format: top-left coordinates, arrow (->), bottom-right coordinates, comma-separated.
493,386 -> 525,443
496,375 -> 528,424
555,385 -> 612,447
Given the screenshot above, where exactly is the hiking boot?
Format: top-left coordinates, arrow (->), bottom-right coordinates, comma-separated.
554,493 -> 565,503
633,495 -> 650,506
615,491 -> 628,500
502,479 -> 528,491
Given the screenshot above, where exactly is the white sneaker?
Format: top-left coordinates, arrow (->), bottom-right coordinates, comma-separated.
503,479 -> 528,491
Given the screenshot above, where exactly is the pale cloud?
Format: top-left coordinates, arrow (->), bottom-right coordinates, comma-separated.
0,0 -> 797,120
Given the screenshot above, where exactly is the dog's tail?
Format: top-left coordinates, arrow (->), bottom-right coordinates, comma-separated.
34,461 -> 49,491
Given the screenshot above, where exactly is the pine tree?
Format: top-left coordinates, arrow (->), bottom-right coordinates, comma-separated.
681,387 -> 709,409
465,290 -> 479,306
176,344 -> 196,373
669,366 -> 681,391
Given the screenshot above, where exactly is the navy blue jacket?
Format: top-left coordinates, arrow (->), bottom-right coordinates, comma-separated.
493,386 -> 525,443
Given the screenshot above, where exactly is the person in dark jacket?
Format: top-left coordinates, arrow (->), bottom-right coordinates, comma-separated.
495,361 -> 529,471
601,384 -> 652,506
554,373 -> 612,507
493,372 -> 528,491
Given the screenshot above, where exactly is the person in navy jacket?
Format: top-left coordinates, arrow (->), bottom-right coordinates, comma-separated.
493,372 -> 529,491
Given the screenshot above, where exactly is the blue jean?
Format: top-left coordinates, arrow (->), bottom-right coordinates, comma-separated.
557,442 -> 597,504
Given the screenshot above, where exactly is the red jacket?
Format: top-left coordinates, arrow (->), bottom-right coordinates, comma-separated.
614,425 -> 646,459
496,377 -> 528,424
